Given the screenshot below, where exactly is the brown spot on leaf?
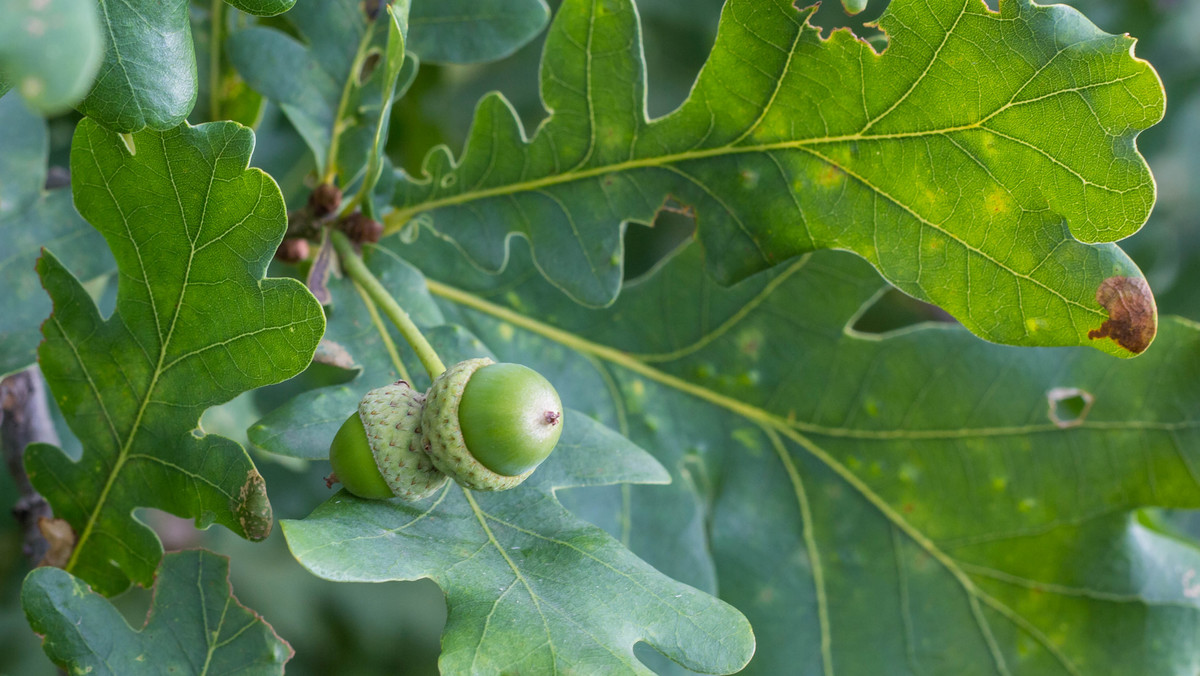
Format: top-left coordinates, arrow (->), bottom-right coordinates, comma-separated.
1088,276 -> 1156,354
36,517 -> 75,568
234,469 -> 273,541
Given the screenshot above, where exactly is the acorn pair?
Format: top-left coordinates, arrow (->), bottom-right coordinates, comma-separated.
329,358 -> 564,499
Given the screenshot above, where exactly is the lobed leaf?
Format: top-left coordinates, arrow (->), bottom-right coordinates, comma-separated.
284,413 -> 755,676
26,119 -> 325,596
23,549 -> 293,675
404,234 -> 1200,673
254,245 -> 754,674
388,0 -> 1164,357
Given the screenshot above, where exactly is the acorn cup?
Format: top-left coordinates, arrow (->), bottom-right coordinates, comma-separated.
422,358 -> 564,491
328,380 -> 447,500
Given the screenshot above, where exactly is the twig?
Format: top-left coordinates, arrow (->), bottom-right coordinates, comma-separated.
1,367 -> 60,564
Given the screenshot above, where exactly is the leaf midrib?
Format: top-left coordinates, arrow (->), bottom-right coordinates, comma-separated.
426,277 -> 1123,675
65,131 -> 224,575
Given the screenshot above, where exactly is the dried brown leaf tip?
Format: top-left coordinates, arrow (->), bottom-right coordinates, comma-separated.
1088,276 -> 1156,354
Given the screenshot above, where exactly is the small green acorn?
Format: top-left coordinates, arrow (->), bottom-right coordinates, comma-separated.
328,380 -> 447,500
422,358 -> 564,491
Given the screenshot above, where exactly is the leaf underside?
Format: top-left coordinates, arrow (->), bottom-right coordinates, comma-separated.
27,119 -> 324,596
390,0 -> 1164,357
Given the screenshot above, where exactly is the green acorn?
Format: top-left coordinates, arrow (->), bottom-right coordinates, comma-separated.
328,380 -> 447,500
422,358 -> 564,491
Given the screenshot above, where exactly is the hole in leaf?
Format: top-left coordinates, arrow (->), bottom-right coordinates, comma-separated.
1047,388 -> 1094,429
358,49 -> 383,85
850,288 -> 956,335
623,208 -> 696,282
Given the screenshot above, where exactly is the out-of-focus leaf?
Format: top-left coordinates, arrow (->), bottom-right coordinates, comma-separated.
0,95 -> 111,378
225,0 -> 296,17
0,0 -> 102,113
23,549 -> 293,675
191,2 -> 264,126
78,0 -> 196,132
359,2 -> 411,219
395,233 -> 1200,673
388,0 -> 1164,358
26,119 -> 325,596
408,0 -> 549,64
228,0 -> 417,204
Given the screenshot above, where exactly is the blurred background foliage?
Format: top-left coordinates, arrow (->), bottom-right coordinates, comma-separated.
3,0 -> 1198,673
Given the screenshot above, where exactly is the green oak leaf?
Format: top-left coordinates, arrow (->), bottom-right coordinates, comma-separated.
408,0 -> 550,64
23,549 -> 293,675
249,246 -> 753,673
0,0 -> 102,112
78,0 -> 197,132
283,413 -> 754,675
26,119 -> 325,596
227,0 -> 418,194
76,0 -> 293,133
387,0 -> 1164,358
398,234 -> 1200,673
0,94 -> 111,378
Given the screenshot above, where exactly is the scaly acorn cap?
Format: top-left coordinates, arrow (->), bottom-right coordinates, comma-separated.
422,358 -> 536,491
358,380 -> 447,500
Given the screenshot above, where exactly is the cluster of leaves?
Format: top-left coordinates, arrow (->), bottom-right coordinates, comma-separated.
2,0 -> 1199,673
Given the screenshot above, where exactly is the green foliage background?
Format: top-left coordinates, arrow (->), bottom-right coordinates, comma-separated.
2,0 -> 1199,673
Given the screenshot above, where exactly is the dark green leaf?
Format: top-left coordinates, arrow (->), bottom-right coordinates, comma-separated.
27,119 -> 325,596
389,0 -> 1164,357
408,0 -> 549,64
0,95 -> 111,378
23,549 -> 293,675
401,234 -> 1200,673
78,0 -> 196,132
0,0 -> 102,112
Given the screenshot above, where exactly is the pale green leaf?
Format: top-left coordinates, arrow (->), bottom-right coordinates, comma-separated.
0,0 -> 102,112
23,549 -> 293,675
283,413 -> 755,676
26,119 -> 325,596
388,0 -> 1164,357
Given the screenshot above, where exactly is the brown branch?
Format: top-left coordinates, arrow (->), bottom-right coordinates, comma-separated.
1,367 -> 60,564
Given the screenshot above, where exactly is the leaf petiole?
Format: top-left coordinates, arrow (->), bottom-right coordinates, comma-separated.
330,230 -> 445,379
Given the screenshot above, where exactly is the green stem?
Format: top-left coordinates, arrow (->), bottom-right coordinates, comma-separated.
330,230 -> 445,378
324,22 -> 377,185
209,0 -> 225,121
